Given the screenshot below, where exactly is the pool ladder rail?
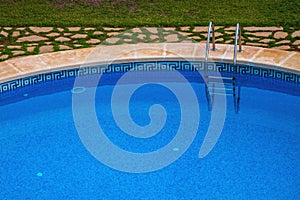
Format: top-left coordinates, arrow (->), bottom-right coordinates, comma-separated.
204,22 -> 241,113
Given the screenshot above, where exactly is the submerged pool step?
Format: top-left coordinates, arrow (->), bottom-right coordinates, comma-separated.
207,75 -> 234,80
207,82 -> 235,90
208,90 -> 234,96
207,79 -> 235,94
207,81 -> 234,86
207,76 -> 234,85
208,92 -> 234,96
207,87 -> 234,95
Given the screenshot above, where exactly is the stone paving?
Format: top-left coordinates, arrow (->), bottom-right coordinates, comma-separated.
0,26 -> 299,61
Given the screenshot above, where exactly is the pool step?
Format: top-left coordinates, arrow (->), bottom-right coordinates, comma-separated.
205,74 -> 240,113
207,76 -> 234,80
207,82 -> 234,89
206,75 -> 235,94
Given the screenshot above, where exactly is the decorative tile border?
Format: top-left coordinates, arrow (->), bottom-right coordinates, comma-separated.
1,61 -> 299,94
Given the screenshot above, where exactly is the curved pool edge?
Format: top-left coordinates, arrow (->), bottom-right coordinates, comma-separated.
0,43 -> 299,84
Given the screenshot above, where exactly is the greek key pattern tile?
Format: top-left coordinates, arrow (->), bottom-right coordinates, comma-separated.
0,61 -> 299,94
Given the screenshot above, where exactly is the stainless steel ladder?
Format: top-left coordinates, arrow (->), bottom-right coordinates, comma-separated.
205,22 -> 241,113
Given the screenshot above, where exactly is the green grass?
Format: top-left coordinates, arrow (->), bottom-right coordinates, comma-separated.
0,0 -> 299,27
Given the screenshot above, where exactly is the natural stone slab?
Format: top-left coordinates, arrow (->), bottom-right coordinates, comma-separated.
105,37 -> 120,43
163,27 -> 176,31
12,31 -> 20,37
0,31 -> 8,37
191,36 -> 201,40
124,38 -> 132,43
12,50 -> 25,56
274,31 -> 288,39
150,34 -> 159,40
16,27 -> 25,30
177,31 -> 191,37
27,46 -> 36,52
58,45 -> 72,50
224,31 -> 235,35
246,42 -> 268,47
137,34 -> 146,40
144,27 -> 158,34
93,31 -> 104,35
39,45 -> 54,53
123,32 -> 133,37
57,28 -> 64,32
71,34 -> 87,39
247,37 -> 259,41
86,38 -> 101,44
0,54 -> 9,60
272,45 -> 290,50
247,32 -> 272,37
16,35 -> 48,42
107,32 -> 120,37
64,33 -> 72,36
46,32 -> 60,37
214,26 -> 224,30
30,27 -> 53,33
7,45 -> 22,49
4,27 -> 12,30
260,38 -> 275,43
84,28 -> 96,31
180,26 -> 190,31
131,28 -> 142,33
68,27 -> 81,32
193,26 -> 208,32
292,40 -> 300,45
275,40 -> 290,45
224,27 -> 236,31
55,37 -> 71,42
164,34 -> 179,42
103,27 -> 124,31
291,30 -> 300,38
244,27 -> 283,31
224,40 -> 233,44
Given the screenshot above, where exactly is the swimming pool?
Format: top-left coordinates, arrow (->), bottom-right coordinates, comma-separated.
0,43 -> 300,198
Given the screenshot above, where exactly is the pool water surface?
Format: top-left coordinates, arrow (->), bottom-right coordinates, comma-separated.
0,71 -> 300,199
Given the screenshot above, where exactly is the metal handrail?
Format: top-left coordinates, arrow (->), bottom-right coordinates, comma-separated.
205,21 -> 216,63
233,23 -> 242,66
233,23 -> 242,113
205,21 -> 216,78
204,22 -> 242,113
211,22 -> 216,51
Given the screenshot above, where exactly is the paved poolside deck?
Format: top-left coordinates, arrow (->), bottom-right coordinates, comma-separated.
0,42 -> 299,85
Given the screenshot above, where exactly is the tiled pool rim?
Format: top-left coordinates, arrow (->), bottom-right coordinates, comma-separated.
0,43 -> 299,86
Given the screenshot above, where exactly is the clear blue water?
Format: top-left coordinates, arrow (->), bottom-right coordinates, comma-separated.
0,71 -> 300,199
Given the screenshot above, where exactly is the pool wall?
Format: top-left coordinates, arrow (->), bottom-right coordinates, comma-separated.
0,61 -> 300,95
